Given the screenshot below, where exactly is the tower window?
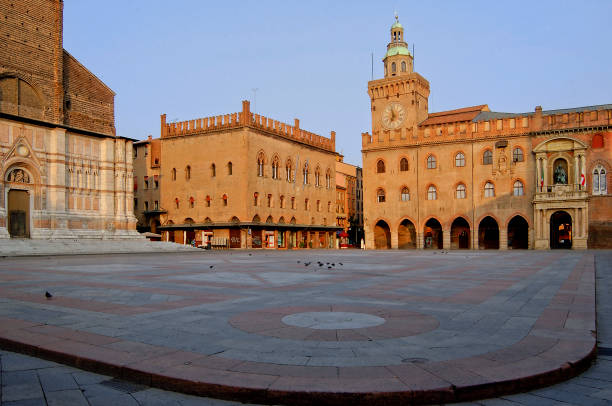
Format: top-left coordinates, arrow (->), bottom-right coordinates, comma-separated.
401,61 -> 406,72
376,159 -> 386,173
391,62 -> 396,74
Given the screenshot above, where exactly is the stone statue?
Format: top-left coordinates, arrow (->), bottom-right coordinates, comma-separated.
554,164 -> 567,184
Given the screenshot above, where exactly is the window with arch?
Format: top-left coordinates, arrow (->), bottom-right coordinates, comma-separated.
303,163 -> 309,185
211,163 -> 216,177
593,166 -> 607,195
512,147 -> 524,163
304,198 -> 309,210
400,158 -> 409,171
253,192 -> 259,206
280,195 -> 285,208
291,197 -> 296,209
174,197 -> 179,209
455,152 -> 465,167
267,194 -> 272,208
401,61 -> 406,72
316,200 -> 321,212
484,181 -> 495,197
483,150 -> 493,165
228,161 -> 233,175
513,180 -> 524,196
315,167 -> 321,187
185,165 -> 191,180
271,156 -> 280,179
257,153 -> 264,177
326,170 -> 331,188
286,160 -> 293,182
328,201 -> 332,212
391,62 -> 396,73
456,184 -> 466,199
427,185 -> 437,200
376,159 -> 385,173
171,168 -> 176,181
427,155 -> 436,169
206,195 -> 211,207
377,188 -> 386,203
189,196 -> 194,208
401,187 -> 410,201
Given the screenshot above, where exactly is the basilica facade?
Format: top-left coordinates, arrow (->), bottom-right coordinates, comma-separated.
0,0 -> 139,239
362,17 -> 611,250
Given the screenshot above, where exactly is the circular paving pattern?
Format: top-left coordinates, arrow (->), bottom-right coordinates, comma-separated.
281,311 -> 386,329
229,305 -> 439,341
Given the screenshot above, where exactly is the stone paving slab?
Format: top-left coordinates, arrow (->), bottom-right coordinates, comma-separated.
0,249 -> 604,405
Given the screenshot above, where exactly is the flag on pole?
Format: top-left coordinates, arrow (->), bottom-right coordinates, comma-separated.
581,172 -> 586,187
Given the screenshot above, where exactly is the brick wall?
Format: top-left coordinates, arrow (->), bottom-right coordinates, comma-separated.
0,0 -> 63,122
0,0 -> 116,136
62,51 -> 115,136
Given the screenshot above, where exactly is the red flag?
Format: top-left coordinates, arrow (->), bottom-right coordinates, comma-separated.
581,173 -> 586,187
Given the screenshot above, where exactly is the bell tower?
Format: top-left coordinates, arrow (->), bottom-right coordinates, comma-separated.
383,15 -> 413,78
367,15 -> 430,139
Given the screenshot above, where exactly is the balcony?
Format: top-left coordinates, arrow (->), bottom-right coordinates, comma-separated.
534,184 -> 588,202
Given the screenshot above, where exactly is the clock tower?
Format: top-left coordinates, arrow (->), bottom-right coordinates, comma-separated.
368,15 -> 430,139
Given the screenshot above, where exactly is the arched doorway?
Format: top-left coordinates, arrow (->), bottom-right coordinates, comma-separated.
508,216 -> 529,249
550,211 -> 572,249
374,220 -> 391,249
450,217 -> 470,249
424,218 -> 442,249
478,216 -> 499,249
7,189 -> 30,238
398,219 -> 416,249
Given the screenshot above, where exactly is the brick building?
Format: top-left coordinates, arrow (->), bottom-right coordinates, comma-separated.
362,17 -> 611,250
0,0 -> 139,239
133,135 -> 162,236
335,155 -> 363,245
155,101 -> 340,249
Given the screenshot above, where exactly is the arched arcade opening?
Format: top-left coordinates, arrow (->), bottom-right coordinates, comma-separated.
374,220 -> 391,249
508,216 -> 529,249
424,218 -> 442,249
450,217 -> 470,249
398,219 -> 417,249
478,216 -> 499,249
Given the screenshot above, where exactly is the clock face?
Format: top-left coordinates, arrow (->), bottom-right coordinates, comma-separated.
382,102 -> 406,130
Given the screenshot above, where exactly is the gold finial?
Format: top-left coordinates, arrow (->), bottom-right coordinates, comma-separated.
394,11 -> 398,22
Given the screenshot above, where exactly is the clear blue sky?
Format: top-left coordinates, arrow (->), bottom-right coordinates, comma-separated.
63,1 -> 612,166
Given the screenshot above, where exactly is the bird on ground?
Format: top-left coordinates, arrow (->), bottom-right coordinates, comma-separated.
45,291 -> 52,299
328,266 -> 332,269
297,260 -> 300,263
209,265 -> 214,269
339,263 -> 343,266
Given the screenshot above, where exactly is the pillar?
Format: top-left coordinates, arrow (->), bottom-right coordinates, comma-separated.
574,154 -> 580,186
416,231 -> 424,249
542,156 -> 548,188
536,157 -> 542,191
183,230 -> 186,245
499,226 -> 508,250
442,228 -> 451,250
390,227 -> 398,249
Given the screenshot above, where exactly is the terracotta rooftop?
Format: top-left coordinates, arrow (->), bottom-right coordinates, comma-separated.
420,104 -> 489,126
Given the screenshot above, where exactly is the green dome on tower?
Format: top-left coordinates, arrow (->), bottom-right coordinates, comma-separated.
385,46 -> 410,58
391,21 -> 403,29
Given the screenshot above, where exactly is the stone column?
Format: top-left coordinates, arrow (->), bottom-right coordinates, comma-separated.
416,231 -> 424,249
499,226 -> 508,250
574,154 -> 580,186
390,227 -> 398,249
442,228 -> 451,250
542,157 -> 548,188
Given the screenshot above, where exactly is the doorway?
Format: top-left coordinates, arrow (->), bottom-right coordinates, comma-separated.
424,218 -> 443,249
478,216 -> 499,249
450,217 -> 470,249
550,211 -> 572,249
8,189 -> 29,238
374,220 -> 391,249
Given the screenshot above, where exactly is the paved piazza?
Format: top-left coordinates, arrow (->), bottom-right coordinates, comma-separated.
0,249 -> 605,405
